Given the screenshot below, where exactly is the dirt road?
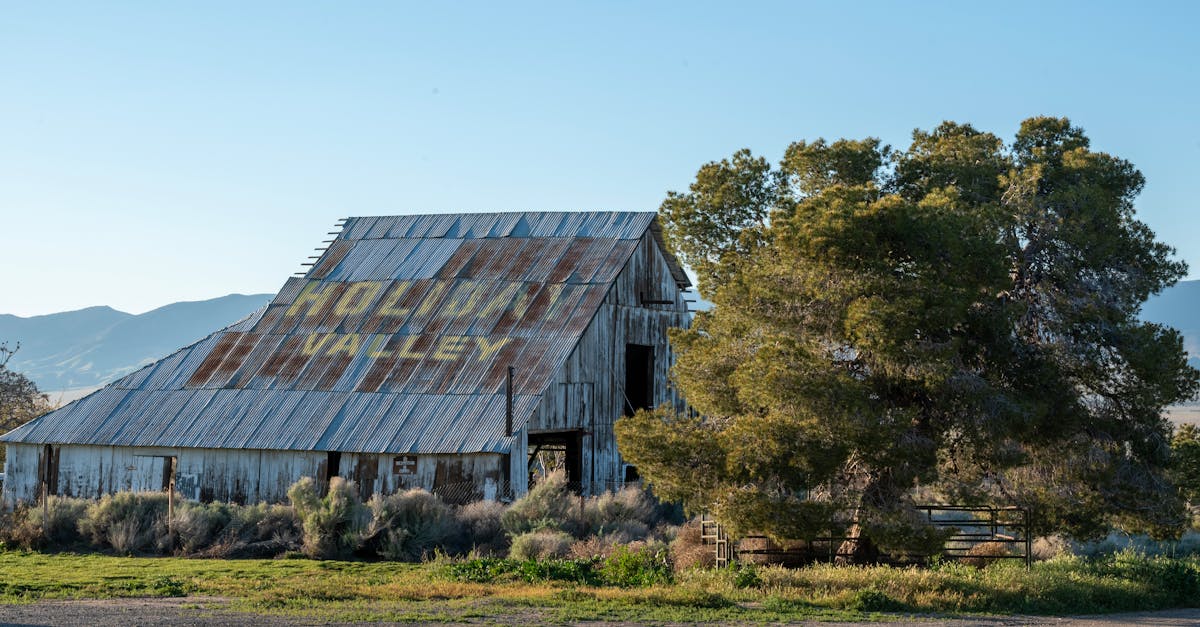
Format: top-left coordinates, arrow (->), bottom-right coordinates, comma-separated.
0,598 -> 1197,626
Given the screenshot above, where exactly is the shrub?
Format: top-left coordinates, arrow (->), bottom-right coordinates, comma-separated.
364,488 -> 456,561
165,501 -> 233,554
288,477 -> 368,559
670,519 -> 715,572
598,543 -> 673,587
850,588 -> 910,612
78,492 -> 169,554
509,529 -> 574,560
583,487 -> 659,538
0,497 -> 91,549
444,557 -> 523,583
516,558 -> 599,585
444,557 -> 601,585
1032,534 -> 1070,560
454,500 -> 508,556
197,502 -> 301,559
501,471 -> 577,536
0,506 -> 38,550
41,496 -> 91,547
568,535 -> 624,560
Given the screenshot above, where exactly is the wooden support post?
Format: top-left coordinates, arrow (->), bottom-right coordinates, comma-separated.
40,479 -> 48,538
39,446 -> 48,537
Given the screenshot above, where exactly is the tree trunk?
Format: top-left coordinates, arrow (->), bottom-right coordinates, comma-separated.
836,520 -> 879,564
835,471 -> 900,565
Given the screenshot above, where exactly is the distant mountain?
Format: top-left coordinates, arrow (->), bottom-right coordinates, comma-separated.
0,294 -> 272,391
1141,279 -> 1200,373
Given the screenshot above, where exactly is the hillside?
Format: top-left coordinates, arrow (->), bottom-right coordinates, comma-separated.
1141,279 -> 1200,360
0,294 -> 272,391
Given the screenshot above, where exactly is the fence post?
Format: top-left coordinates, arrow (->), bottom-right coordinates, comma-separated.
1024,508 -> 1032,569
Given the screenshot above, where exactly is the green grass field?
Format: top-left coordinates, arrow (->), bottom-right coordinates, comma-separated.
0,551 -> 1196,623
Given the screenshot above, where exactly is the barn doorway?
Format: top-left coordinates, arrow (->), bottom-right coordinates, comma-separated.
624,344 -> 655,416
527,430 -> 583,489
38,444 -> 59,497
320,451 -> 343,495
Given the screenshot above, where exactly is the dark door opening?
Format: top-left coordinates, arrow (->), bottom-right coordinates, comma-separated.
39,444 -> 59,497
527,430 -> 583,488
326,451 -> 342,479
163,456 -> 177,492
624,344 -> 655,416
320,451 -> 343,495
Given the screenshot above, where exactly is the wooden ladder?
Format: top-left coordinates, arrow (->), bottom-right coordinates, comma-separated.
700,512 -> 732,568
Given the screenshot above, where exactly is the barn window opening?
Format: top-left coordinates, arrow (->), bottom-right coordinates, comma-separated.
528,430 -> 583,488
624,344 -> 654,416
131,455 -> 174,493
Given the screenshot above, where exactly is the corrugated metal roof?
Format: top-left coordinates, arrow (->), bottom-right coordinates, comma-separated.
2,211 -> 687,454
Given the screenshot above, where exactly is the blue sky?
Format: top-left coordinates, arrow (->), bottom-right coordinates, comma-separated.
4,1 -> 1198,316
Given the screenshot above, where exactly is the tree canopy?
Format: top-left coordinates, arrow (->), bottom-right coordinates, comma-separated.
617,117 -> 1199,559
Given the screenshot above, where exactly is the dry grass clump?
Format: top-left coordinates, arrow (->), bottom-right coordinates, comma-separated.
961,541 -> 1015,568
510,529 -> 574,560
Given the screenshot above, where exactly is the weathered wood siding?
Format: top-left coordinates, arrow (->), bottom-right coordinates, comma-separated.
2,442 -> 502,506
525,231 -> 690,494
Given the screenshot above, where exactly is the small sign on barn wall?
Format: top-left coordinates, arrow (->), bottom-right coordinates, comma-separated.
392,455 -> 418,475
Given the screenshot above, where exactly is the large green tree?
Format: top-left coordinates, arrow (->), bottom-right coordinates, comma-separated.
617,117 -> 1199,561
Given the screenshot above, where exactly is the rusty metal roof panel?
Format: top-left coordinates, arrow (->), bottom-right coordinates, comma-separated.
142,335 -> 222,390
2,212 -> 679,454
520,238 -> 574,282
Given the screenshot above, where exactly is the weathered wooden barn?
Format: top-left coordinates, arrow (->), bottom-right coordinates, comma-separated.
2,212 -> 690,505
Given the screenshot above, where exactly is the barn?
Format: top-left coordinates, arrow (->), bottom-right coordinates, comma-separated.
1,211 -> 691,506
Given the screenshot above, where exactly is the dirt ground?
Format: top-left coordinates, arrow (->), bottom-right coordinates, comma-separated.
0,597 -> 1197,626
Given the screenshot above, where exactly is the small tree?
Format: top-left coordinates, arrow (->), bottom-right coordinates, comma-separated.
618,117 -> 1199,562
0,342 -> 50,465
